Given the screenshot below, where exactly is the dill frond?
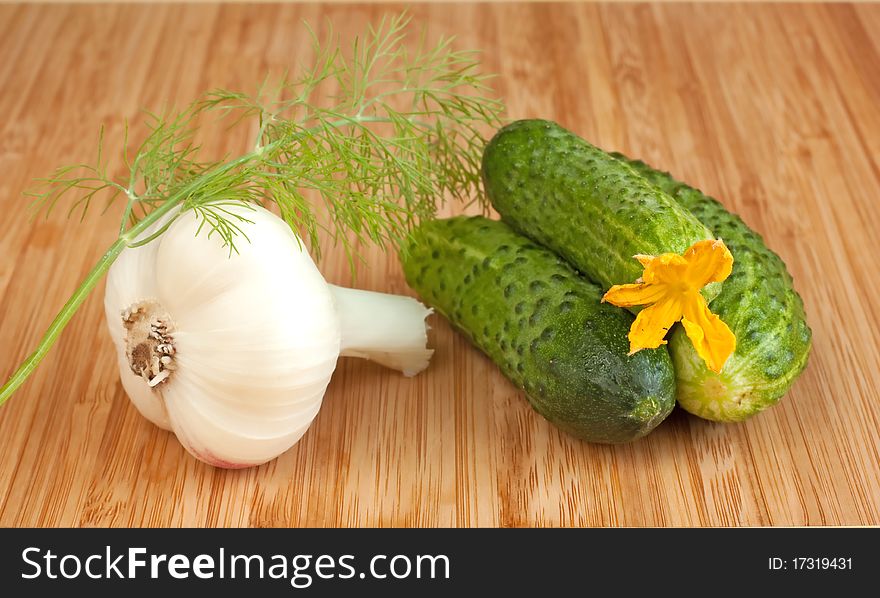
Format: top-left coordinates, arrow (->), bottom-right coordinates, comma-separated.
28,12 -> 505,264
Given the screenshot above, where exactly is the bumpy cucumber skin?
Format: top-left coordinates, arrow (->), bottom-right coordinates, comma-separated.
617,154 -> 812,422
402,216 -> 676,443
482,119 -> 721,302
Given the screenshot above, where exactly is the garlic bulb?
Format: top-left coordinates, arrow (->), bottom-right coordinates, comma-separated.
104,205 -> 432,468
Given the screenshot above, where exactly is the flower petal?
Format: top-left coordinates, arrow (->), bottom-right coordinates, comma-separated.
627,297 -> 682,354
602,282 -> 668,307
683,239 -> 733,288
634,254 -> 655,268
640,253 -> 689,285
680,291 -> 736,373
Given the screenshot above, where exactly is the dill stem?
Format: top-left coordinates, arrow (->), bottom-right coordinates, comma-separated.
0,203 -> 173,406
0,237 -> 127,406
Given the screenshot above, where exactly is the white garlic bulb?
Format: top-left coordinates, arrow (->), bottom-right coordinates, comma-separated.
104,205 -> 432,468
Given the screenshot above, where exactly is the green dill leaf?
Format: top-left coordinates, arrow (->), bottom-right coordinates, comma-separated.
27,11 -> 504,265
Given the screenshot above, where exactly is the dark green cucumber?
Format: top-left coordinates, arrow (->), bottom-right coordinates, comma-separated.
482,119 -> 721,302
402,216 -> 675,443
617,154 -> 812,421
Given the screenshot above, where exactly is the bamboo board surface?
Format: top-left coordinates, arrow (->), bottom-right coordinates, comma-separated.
1,2 -> 879,527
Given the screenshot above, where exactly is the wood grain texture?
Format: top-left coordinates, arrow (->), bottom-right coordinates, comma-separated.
0,2 -> 878,527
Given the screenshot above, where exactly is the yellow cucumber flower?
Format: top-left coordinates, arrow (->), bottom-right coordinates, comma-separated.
602,239 -> 736,373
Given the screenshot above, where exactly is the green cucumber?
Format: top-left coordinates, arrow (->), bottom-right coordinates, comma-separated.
617,154 -> 812,421
401,216 -> 675,443
482,119 -> 721,302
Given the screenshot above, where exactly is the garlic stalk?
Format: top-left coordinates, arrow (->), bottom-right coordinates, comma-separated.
105,205 -> 432,468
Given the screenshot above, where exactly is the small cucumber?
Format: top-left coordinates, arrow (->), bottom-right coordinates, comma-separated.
482,119 -> 721,302
401,216 -> 675,443
617,154 -> 812,421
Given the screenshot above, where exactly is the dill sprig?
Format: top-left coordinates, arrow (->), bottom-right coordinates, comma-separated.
1,13 -> 504,405
31,12 -> 502,262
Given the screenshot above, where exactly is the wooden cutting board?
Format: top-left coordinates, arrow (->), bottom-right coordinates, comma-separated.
1,2 -> 878,527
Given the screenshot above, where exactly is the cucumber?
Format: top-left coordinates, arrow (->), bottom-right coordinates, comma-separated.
401,216 -> 676,443
482,119 -> 721,302
616,154 -> 812,421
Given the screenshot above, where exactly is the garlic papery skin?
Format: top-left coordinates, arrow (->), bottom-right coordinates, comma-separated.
104,204 -> 432,468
